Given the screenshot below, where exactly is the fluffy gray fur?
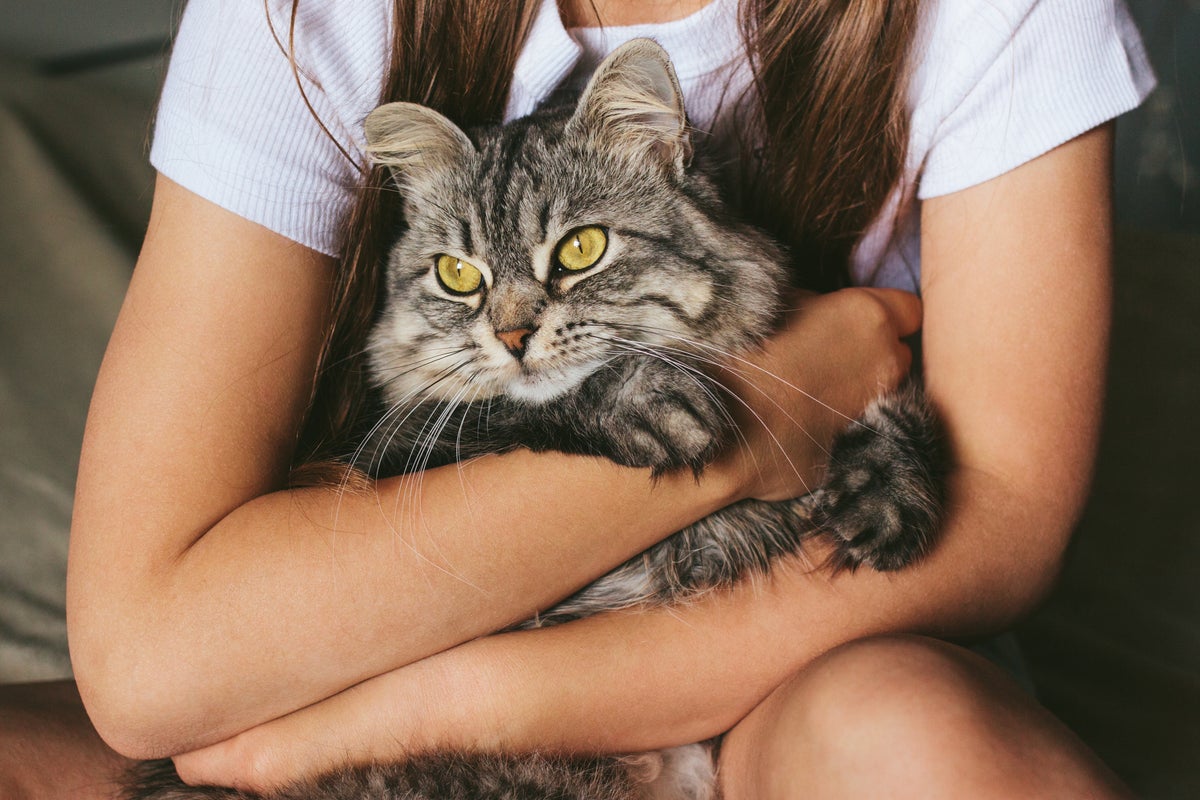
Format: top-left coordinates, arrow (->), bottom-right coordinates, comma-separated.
127,39 -> 944,800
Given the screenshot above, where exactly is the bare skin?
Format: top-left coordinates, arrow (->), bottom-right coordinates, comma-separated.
6,127 -> 1124,797
718,636 -> 1132,800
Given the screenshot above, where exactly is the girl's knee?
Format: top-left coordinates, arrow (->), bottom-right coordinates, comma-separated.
794,634 -> 1021,742
765,636 -> 1017,776
719,635 -> 1127,800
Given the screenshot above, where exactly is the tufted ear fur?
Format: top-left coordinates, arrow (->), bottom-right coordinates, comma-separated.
567,38 -> 692,175
364,102 -> 475,183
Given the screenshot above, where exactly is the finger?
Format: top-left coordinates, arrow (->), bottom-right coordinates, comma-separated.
858,287 -> 923,336
173,738 -> 251,789
778,288 -> 818,313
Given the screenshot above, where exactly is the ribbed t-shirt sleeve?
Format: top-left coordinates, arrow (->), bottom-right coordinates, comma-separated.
150,0 -> 387,256
916,0 -> 1155,199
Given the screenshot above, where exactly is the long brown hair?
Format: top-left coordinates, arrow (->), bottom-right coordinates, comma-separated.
290,0 -> 919,477
741,0 -> 918,289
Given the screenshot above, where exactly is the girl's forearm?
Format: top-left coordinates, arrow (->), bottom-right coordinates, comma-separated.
174,464 -> 1073,793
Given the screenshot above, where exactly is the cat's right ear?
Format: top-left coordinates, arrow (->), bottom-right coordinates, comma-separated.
566,39 -> 692,176
364,102 -> 474,184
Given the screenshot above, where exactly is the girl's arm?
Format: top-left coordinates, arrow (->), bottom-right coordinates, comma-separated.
67,176 -> 915,758
172,123 -> 1114,793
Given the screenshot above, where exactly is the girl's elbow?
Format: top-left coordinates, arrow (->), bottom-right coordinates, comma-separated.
69,610 -> 201,759
1001,491 -> 1087,625
71,643 -> 156,758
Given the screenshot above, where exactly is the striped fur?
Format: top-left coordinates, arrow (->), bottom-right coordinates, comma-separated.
127,40 -> 944,800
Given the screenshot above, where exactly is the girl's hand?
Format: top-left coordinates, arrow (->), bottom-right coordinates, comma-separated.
173,724 -> 299,794
717,287 -> 922,503
73,181 -> 754,758
170,681 -> 404,793
172,716 -> 336,794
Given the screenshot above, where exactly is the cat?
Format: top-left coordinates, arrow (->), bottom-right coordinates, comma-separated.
126,38 -> 944,800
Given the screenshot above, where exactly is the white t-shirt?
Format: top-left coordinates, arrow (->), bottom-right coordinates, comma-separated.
151,0 -> 1155,291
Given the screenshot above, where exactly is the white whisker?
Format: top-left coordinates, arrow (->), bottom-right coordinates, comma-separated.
612,321 -> 892,441
588,332 -> 814,495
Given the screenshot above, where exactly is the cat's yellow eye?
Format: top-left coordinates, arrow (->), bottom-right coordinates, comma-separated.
435,254 -> 483,295
555,226 -> 608,272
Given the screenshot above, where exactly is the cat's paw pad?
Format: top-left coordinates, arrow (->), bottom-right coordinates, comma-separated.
814,389 -> 944,572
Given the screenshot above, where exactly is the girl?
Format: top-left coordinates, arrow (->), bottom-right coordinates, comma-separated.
5,0 -> 1154,797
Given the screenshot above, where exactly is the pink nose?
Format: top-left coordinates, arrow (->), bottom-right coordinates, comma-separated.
496,327 -> 534,357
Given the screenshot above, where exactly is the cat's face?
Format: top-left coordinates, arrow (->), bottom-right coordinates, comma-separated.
365,40 -> 783,408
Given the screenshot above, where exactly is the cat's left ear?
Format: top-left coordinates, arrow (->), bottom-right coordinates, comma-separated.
567,38 -> 692,175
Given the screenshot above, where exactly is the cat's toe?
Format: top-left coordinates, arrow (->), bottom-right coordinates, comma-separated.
618,421 -> 674,467
816,489 -> 928,572
600,402 -> 719,472
649,401 -> 723,469
598,358 -> 727,472
813,386 -> 946,572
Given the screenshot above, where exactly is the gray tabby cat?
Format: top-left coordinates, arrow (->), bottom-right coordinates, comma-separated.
127,39 -> 943,800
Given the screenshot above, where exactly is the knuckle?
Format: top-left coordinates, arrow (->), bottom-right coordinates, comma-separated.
866,300 -> 897,339
842,288 -> 892,331
841,290 -> 907,367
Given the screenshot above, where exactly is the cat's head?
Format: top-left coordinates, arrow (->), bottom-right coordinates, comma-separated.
364,38 -> 784,407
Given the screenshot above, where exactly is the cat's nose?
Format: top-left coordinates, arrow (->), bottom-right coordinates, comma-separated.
496,327 -> 535,359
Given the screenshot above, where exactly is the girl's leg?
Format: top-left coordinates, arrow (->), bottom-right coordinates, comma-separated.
0,679 -> 133,800
718,634 -> 1132,800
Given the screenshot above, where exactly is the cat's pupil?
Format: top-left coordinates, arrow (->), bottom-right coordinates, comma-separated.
435,254 -> 482,294
556,226 -> 607,272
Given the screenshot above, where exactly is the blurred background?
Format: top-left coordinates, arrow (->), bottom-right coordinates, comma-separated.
0,1 -> 1196,798
0,0 -> 176,94
1116,0 -> 1199,232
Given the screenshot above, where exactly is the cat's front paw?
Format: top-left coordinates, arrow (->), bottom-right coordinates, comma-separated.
592,357 -> 729,474
814,386 -> 945,571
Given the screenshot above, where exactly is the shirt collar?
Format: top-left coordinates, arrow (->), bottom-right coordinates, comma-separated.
505,0 -> 744,121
